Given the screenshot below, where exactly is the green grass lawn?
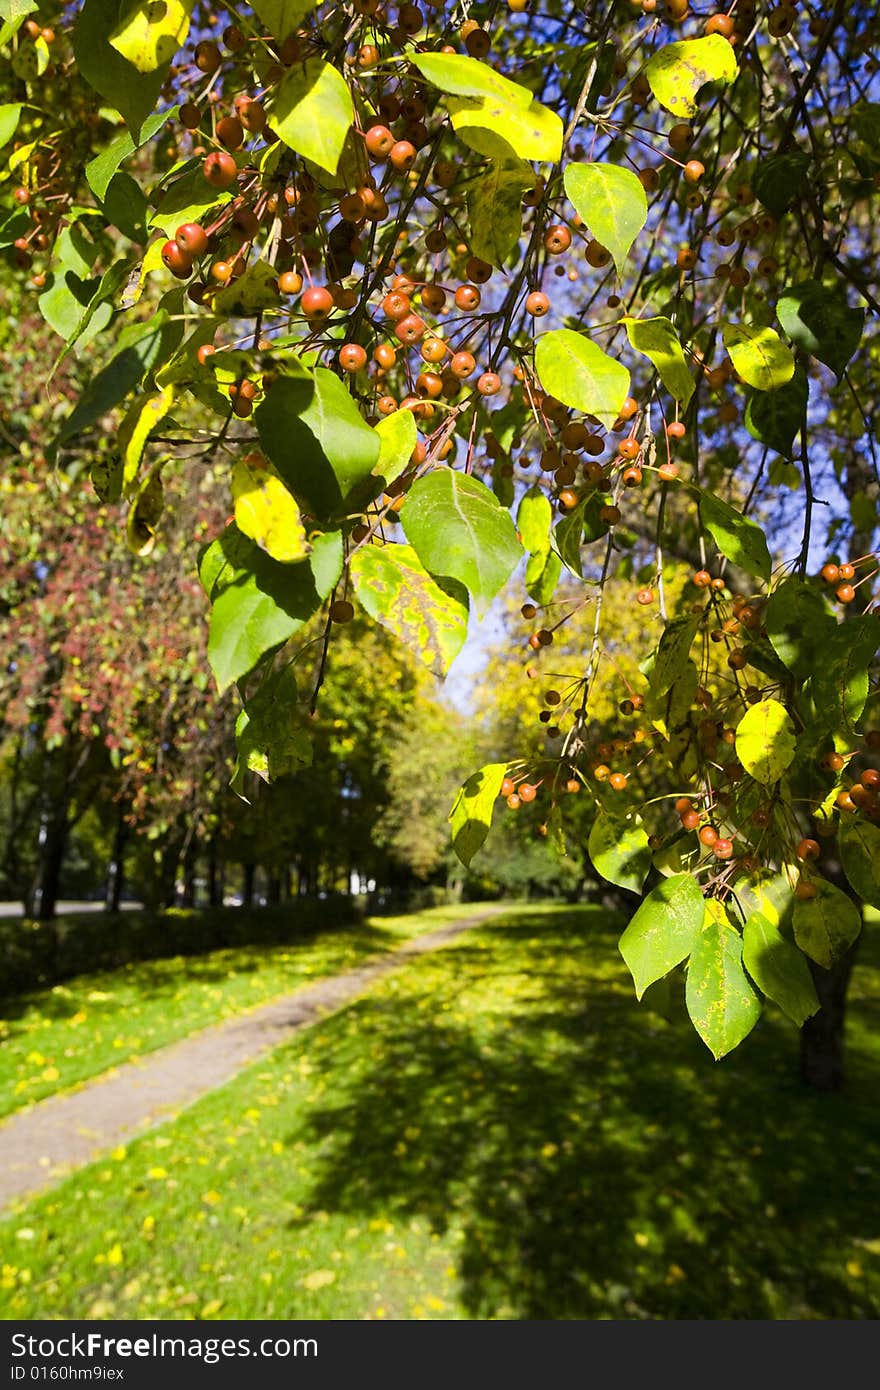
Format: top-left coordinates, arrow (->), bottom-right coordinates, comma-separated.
0,904 -> 482,1119
2,903 -> 879,1320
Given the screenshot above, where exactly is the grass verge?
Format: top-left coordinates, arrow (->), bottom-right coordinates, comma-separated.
0,904 -> 483,1119
1,903 -> 878,1319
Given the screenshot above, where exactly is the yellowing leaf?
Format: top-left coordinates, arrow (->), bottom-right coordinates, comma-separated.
271,59 -> 353,174
735,699 -> 796,785
723,323 -> 795,392
447,94 -> 563,163
117,386 -> 174,494
109,0 -> 195,72
231,453 -> 310,564
645,35 -> 738,118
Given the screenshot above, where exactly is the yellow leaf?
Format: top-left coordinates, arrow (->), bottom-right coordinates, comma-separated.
118,387 -> 174,495
231,452 -> 310,563
109,0 -> 195,73
302,1269 -> 336,1290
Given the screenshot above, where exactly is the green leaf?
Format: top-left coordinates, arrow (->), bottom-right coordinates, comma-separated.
449,763 -> 508,869
410,52 -> 532,104
752,151 -> 810,217
350,543 -> 468,678
251,0 -> 314,37
839,818 -> 880,910
400,469 -> 522,614
232,664 -> 312,798
525,548 -> 561,605
723,323 -> 795,391
149,159 -> 234,233
645,35 -> 738,118
57,316 -> 172,445
372,409 -> 416,490
764,577 -> 834,676
212,260 -> 282,317
589,812 -> 652,894
624,315 -> 694,405
793,877 -> 862,969
53,257 -> 133,364
535,329 -> 630,425
232,454 -> 310,564
741,912 -> 819,1027
0,102 -> 21,149
271,59 -> 353,174
810,615 -> 880,733
777,279 -> 865,381
410,57 -> 562,162
686,900 -> 761,1059
618,872 -> 704,999
102,171 -> 149,241
735,699 -> 796,785
516,485 -> 552,555
467,155 -> 531,268
563,164 -> 647,278
255,369 -> 380,521
86,106 -> 175,200
200,526 -> 342,693
650,612 -> 700,697
74,0 -> 171,139
744,367 -> 808,458
109,0 -> 195,71
700,492 -> 771,583
37,224 -> 100,341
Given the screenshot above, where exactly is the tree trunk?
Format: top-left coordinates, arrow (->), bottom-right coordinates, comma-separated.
207,845 -> 224,908
25,748 -> 70,921
266,873 -> 281,905
800,943 -> 860,1091
25,800 -> 67,921
157,840 -> 181,910
104,807 -> 128,913
242,862 -> 256,908
180,841 -> 197,909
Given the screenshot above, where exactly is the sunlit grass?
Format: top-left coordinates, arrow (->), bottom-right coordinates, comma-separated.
2,903 -> 878,1320
0,904 -> 484,1118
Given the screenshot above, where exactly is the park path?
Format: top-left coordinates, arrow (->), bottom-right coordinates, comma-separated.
0,908 -> 504,1210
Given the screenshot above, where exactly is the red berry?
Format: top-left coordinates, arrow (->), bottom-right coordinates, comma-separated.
161,239 -> 192,278
300,285 -> 334,319
216,116 -> 244,150
339,343 -> 367,372
202,151 -> 238,188
175,222 -> 209,257
365,124 -> 395,158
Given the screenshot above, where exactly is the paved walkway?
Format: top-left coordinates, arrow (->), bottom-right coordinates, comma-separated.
0,909 -> 503,1210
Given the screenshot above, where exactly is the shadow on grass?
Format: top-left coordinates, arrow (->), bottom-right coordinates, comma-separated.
284,908 -> 880,1319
